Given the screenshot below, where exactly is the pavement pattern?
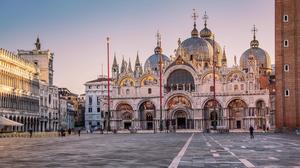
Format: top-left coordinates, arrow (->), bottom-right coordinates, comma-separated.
0,132 -> 299,167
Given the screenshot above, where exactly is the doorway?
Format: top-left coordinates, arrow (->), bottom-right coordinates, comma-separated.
236,120 -> 241,129
124,122 -> 131,129
177,117 -> 186,129
174,111 -> 187,129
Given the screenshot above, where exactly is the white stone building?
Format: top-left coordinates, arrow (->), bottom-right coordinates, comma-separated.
107,11 -> 273,131
18,37 -> 59,131
84,75 -> 112,130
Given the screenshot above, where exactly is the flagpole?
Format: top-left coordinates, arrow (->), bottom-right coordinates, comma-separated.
106,37 -> 111,132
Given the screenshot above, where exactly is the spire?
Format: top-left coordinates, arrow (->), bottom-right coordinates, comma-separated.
111,53 -> 119,79
113,52 -> 118,66
154,31 -> 162,54
128,58 -> 133,73
203,11 -> 208,28
250,25 -> 259,48
191,9 -> 199,37
222,46 -> 227,67
156,31 -> 161,47
35,35 -> 41,50
234,55 -> 237,67
134,51 -> 143,78
121,56 -> 127,73
252,24 -> 257,40
135,51 -> 141,66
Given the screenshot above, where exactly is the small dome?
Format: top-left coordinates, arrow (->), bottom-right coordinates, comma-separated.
191,26 -> 199,37
200,27 -> 212,39
180,36 -> 213,62
240,47 -> 271,70
154,46 -> 162,54
250,39 -> 259,48
144,54 -> 170,72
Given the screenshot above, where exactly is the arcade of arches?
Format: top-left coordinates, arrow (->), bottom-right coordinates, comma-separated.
111,97 -> 269,131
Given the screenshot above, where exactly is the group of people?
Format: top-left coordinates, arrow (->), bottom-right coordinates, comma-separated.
58,128 -> 81,137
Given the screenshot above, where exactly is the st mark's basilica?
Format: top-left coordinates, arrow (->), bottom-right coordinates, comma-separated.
106,11 -> 274,131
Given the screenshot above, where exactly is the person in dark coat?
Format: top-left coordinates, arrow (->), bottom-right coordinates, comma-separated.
29,129 -> 33,138
78,129 -> 81,136
249,125 -> 254,139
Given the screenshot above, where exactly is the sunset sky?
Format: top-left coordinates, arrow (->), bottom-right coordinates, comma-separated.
0,0 -> 274,94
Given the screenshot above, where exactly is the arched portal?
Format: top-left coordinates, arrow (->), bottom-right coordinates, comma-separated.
203,99 -> 222,130
138,100 -> 155,130
116,103 -> 134,129
167,95 -> 193,129
256,100 -> 267,129
228,99 -> 247,129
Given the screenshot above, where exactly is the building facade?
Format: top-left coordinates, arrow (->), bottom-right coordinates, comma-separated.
0,48 -> 40,131
84,76 -> 111,130
18,38 -> 59,131
275,0 -> 300,130
59,88 -> 79,129
107,11 -> 273,131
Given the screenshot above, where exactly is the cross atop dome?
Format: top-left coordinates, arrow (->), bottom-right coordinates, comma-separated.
192,9 -> 199,28
250,25 -> 259,48
156,31 -> 161,47
203,11 -> 208,28
251,24 -> 258,40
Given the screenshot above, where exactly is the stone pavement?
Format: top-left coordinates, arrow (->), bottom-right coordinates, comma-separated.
178,133 -> 300,168
0,132 -> 299,167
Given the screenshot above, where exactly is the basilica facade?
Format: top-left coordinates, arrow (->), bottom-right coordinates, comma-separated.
105,12 -> 273,131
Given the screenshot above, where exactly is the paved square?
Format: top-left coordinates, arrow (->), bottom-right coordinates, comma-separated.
0,133 -> 299,167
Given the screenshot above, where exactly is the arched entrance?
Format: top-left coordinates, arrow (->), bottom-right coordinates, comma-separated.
256,100 -> 267,129
174,110 -> 188,129
138,100 -> 155,130
116,103 -> 134,129
228,99 -> 247,129
203,99 -> 222,130
122,112 -> 132,129
166,95 -> 193,129
146,113 -> 153,130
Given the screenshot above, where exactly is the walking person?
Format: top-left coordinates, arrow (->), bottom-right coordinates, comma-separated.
249,125 -> 254,139
29,129 -> 33,138
78,129 -> 81,136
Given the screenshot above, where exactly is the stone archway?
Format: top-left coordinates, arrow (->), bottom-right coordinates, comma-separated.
227,99 -> 247,129
256,100 -> 267,129
166,94 -> 193,129
138,100 -> 155,130
203,99 -> 222,130
116,103 -> 134,129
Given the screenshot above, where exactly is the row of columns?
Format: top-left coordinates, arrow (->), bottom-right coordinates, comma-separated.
1,115 -> 59,132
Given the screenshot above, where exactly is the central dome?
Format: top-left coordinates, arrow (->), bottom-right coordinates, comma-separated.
180,36 -> 213,62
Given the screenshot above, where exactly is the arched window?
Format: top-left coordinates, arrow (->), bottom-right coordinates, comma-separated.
167,69 -> 194,92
